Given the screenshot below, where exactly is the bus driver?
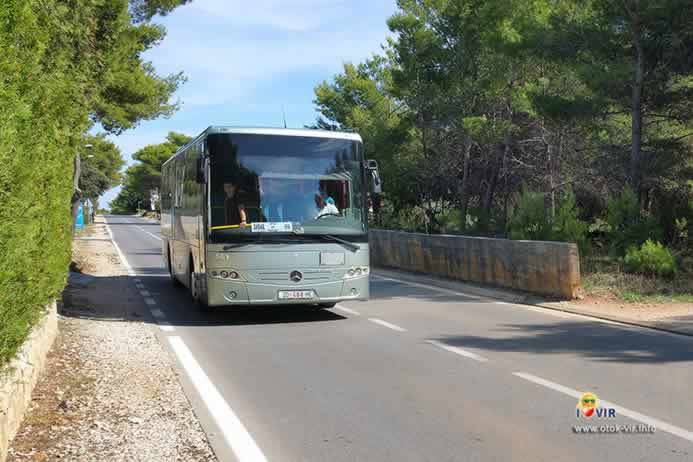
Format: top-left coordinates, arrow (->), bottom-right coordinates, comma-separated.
224,182 -> 247,226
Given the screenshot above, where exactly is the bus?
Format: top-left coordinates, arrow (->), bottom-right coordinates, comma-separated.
160,127 -> 381,309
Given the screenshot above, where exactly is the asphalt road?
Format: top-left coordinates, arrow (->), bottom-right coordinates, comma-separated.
104,215 -> 693,462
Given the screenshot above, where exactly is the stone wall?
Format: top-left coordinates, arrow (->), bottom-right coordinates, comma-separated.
369,230 -> 580,299
0,302 -> 58,462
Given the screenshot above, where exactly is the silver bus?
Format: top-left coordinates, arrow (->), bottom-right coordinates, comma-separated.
160,127 -> 381,309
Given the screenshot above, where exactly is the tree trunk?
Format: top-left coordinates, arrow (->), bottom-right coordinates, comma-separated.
459,137 -> 472,228
629,8 -> 644,196
70,153 -> 81,236
547,129 -> 563,218
547,136 -> 556,218
482,143 -> 502,214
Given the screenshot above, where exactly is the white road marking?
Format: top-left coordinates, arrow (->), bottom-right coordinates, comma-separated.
150,308 -> 165,319
148,307 -> 174,332
373,273 -> 627,329
136,225 -> 163,241
522,305 -> 622,325
334,305 -> 360,316
168,336 -> 268,462
371,274 -> 480,299
140,290 -> 151,297
426,340 -> 488,362
144,297 -> 156,306
513,372 -> 693,443
104,218 -> 135,277
148,232 -> 163,241
368,318 -> 407,332
135,283 -> 145,289
134,278 -> 141,283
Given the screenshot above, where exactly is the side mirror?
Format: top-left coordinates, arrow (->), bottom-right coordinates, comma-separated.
365,159 -> 381,194
196,157 -> 207,184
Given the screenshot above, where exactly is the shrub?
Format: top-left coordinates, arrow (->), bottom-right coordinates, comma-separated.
438,208 -> 465,234
0,1 -> 81,367
508,190 -> 553,241
624,240 -> 676,277
508,190 -> 587,251
606,188 -> 661,256
552,192 -> 589,253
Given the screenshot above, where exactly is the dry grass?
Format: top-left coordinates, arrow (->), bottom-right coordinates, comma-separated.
582,255 -> 693,303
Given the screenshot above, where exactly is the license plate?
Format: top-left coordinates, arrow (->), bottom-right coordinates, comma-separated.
278,290 -> 315,300
252,222 -> 293,233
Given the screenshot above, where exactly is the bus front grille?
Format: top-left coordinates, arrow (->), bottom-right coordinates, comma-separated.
254,270 -> 335,282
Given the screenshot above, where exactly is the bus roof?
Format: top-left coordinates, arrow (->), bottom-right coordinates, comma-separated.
163,127 -> 363,167
206,126 -> 362,142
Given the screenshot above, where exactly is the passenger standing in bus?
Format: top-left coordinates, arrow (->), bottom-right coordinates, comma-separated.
224,182 -> 247,226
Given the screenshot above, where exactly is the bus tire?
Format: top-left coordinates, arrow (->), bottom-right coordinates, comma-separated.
169,253 -> 183,288
189,259 -> 212,312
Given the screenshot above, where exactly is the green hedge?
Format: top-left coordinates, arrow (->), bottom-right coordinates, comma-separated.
0,1 -> 89,367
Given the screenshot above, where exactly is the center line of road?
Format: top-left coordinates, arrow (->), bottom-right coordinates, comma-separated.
140,290 -> 151,297
334,305 -> 360,316
136,225 -> 162,241
168,336 -> 268,462
513,371 -> 693,443
426,340 -> 488,362
144,297 -> 156,306
368,318 -> 407,332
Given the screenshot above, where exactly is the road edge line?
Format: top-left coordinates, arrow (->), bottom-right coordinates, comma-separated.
168,336 -> 268,462
104,217 -> 135,277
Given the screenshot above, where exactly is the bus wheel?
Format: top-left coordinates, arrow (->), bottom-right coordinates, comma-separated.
189,260 -> 211,312
318,302 -> 337,308
169,253 -> 183,287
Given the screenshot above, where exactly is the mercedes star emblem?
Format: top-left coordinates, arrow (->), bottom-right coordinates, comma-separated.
290,270 -> 303,282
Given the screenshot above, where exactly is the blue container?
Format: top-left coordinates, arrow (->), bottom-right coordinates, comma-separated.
75,202 -> 85,230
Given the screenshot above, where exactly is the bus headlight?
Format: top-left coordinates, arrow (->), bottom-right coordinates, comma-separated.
344,266 -> 368,279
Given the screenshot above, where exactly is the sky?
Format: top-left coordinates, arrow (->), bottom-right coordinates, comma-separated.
101,0 -> 397,207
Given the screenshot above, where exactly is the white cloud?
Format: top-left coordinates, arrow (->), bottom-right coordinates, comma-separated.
147,0 -> 393,107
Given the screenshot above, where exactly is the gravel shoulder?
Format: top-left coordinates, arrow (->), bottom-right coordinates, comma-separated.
558,295 -> 693,323
7,222 -> 216,462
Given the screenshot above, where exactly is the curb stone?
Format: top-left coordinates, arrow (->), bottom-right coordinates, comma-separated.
0,302 -> 58,462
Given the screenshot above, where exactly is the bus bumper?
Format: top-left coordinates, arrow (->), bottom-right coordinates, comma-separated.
206,276 -> 369,306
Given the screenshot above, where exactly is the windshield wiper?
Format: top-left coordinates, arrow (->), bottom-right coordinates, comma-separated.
310,234 -> 360,252
223,237 -> 295,250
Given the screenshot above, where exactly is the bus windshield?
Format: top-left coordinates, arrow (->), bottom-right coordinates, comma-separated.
208,133 -> 367,240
